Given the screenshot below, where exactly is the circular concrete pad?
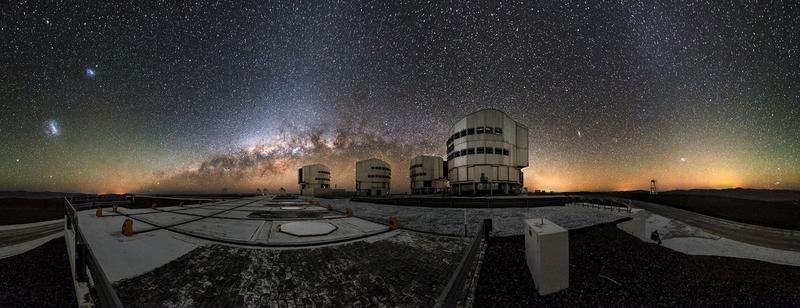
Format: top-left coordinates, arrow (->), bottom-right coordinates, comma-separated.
279,221 -> 337,237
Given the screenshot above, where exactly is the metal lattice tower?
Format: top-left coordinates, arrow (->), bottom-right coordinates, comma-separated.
650,179 -> 658,195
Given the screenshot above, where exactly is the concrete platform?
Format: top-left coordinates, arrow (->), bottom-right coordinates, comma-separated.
76,210 -> 200,282
77,196 -> 390,282
263,217 -> 389,245
280,221 -> 337,236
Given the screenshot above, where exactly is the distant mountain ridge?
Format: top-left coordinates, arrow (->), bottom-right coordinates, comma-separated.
0,191 -> 112,199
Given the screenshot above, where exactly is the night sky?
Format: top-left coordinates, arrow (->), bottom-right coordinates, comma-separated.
1,1 -> 798,194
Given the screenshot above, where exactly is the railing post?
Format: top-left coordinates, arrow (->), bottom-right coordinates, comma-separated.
483,219 -> 492,240
75,241 -> 88,282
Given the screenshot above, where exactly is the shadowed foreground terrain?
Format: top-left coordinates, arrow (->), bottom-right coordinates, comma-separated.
475,225 -> 800,306
0,237 -> 77,308
115,232 -> 467,307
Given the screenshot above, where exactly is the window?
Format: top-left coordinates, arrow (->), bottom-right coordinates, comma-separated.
460,149 -> 467,156
452,133 -> 459,140
485,127 -> 493,134
467,128 -> 475,135
495,127 -> 503,135
476,147 -> 485,154
467,148 -> 475,155
460,130 -> 466,137
454,151 -> 461,158
503,149 -> 510,156
476,127 -> 485,134
494,147 -> 503,154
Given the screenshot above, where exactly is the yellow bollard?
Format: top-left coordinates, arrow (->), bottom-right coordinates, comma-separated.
95,208 -> 103,217
346,208 -> 353,217
112,204 -> 118,213
151,203 -> 157,209
121,219 -> 133,236
389,216 -> 399,230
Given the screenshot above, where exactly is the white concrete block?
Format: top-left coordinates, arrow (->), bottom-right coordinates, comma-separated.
618,209 -> 647,240
524,218 -> 569,295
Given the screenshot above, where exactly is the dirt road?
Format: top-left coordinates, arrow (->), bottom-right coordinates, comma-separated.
0,219 -> 64,248
602,197 -> 800,252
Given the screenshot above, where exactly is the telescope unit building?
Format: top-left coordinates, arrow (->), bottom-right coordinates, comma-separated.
409,155 -> 449,194
355,158 -> 391,196
297,164 -> 331,196
446,108 -> 529,195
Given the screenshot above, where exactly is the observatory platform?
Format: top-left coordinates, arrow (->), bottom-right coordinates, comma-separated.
77,196 -> 390,282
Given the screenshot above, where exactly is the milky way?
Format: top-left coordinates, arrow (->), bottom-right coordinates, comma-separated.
1,1 -> 798,193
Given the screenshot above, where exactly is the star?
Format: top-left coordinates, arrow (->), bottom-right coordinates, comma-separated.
0,1 -> 798,193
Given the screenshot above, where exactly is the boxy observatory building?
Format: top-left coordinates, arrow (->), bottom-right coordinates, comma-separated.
446,108 -> 529,195
355,158 -> 392,196
409,155 -> 449,194
297,163 -> 331,196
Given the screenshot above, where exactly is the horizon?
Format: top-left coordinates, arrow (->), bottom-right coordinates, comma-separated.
3,186 -> 799,197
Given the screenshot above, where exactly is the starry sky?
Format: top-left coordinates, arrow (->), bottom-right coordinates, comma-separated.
1,1 -> 798,194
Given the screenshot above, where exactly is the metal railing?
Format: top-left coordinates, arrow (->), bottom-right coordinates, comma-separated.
65,198 -> 124,308
68,195 -> 132,211
351,196 -> 567,208
435,219 -> 491,308
566,201 -> 633,214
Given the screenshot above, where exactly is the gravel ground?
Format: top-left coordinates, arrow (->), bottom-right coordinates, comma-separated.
475,225 -> 800,307
0,237 -> 77,308
115,231 -> 468,307
321,199 -> 626,236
